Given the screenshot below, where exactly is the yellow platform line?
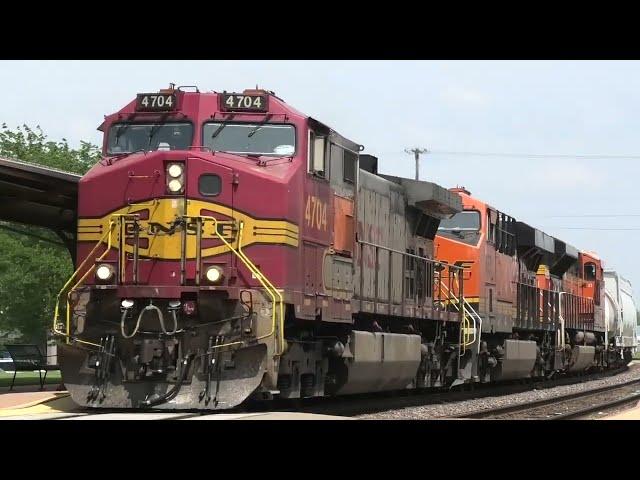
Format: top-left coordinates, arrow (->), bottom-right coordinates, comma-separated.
0,395 -> 75,417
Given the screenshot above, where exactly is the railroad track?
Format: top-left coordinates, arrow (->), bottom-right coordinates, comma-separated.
1,365 -> 634,419
282,365 -> 633,418
451,377 -> 640,420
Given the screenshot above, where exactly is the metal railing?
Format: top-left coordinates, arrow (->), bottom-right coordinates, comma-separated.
52,214 -> 285,357
52,218 -> 119,348
516,282 -> 560,329
186,216 -> 285,356
439,279 -> 481,355
356,239 -> 465,314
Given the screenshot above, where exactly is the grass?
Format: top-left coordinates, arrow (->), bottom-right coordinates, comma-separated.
0,370 -> 62,388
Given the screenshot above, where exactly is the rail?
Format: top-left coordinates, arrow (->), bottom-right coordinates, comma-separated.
356,239 -> 471,357
187,216 -> 285,356
439,279 -> 481,355
455,375 -> 640,419
356,240 -> 464,314
53,213 -> 285,356
52,218 -> 117,348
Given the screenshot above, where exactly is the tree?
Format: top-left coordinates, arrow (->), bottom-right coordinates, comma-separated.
0,123 -> 99,174
0,124 -> 100,343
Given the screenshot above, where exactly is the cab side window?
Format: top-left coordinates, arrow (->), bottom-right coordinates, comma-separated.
343,150 -> 357,184
584,262 -> 597,281
487,210 -> 496,244
308,130 -> 327,178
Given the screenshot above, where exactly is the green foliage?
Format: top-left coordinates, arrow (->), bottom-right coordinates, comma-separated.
0,123 -> 99,175
0,370 -> 62,387
0,124 -> 100,343
0,228 -> 73,344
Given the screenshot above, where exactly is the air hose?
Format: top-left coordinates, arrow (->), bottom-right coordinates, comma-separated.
121,302 -> 179,338
140,354 -> 194,407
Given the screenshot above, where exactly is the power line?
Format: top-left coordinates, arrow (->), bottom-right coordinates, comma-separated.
552,227 -> 640,231
373,149 -> 640,161
546,214 -> 640,218
429,149 -> 640,160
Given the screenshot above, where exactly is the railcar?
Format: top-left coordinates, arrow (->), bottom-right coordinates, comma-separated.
604,271 -> 638,361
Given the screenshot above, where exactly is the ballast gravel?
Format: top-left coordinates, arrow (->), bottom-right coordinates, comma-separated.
356,362 -> 640,420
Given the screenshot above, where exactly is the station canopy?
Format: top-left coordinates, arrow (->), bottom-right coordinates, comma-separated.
0,156 -> 79,257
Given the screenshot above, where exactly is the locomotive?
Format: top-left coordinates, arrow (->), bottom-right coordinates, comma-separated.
434,188 -> 636,384
53,85 -> 637,410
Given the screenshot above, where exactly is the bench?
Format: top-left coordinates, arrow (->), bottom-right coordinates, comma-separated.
5,344 -> 59,391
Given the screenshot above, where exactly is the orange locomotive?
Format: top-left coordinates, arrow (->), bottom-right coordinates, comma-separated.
434,187 -> 621,384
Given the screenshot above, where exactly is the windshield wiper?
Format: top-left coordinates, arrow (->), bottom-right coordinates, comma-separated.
114,113 -> 141,145
104,149 -> 146,166
247,114 -> 273,138
210,114 -> 236,141
114,123 -> 130,145
147,114 -> 169,150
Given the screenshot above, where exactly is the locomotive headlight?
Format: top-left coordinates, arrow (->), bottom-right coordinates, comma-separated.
168,164 -> 183,178
95,264 -> 114,281
205,266 -> 223,284
168,179 -> 183,192
166,162 -> 184,194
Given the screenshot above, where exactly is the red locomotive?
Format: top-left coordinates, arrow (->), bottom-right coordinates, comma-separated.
53,86 -> 632,410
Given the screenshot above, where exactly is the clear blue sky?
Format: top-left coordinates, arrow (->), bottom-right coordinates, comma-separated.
2,60 -> 639,295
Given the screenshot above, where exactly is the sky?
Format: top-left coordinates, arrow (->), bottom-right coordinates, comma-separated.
1,60 -> 639,296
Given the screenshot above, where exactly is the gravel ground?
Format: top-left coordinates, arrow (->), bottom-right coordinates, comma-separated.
357,362 -> 640,420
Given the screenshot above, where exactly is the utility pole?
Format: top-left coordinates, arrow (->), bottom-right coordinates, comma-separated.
404,147 -> 429,181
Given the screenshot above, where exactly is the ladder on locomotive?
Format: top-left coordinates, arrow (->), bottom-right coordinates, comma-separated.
437,280 -> 481,355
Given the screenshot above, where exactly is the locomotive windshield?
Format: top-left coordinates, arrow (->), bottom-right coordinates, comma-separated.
437,210 -> 481,245
107,122 -> 193,154
203,122 -> 295,156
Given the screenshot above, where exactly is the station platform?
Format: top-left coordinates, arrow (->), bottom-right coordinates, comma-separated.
601,401 -> 640,420
0,391 -> 351,420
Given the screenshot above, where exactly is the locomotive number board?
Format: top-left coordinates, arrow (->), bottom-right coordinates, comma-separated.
221,93 -> 268,112
136,93 -> 177,112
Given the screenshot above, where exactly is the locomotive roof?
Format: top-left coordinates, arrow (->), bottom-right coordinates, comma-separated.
453,186 -> 592,262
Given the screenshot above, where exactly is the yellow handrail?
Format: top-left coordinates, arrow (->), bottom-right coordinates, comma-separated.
53,212 -> 285,356
236,221 -> 285,355
439,277 -> 476,352
189,216 -> 284,356
52,219 -> 117,348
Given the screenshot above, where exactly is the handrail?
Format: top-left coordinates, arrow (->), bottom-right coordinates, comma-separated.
52,220 -> 117,348
53,212 -> 285,356
236,221 -> 285,356
188,216 -> 284,356
558,292 -> 566,351
357,239 -> 462,272
439,279 -> 478,353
